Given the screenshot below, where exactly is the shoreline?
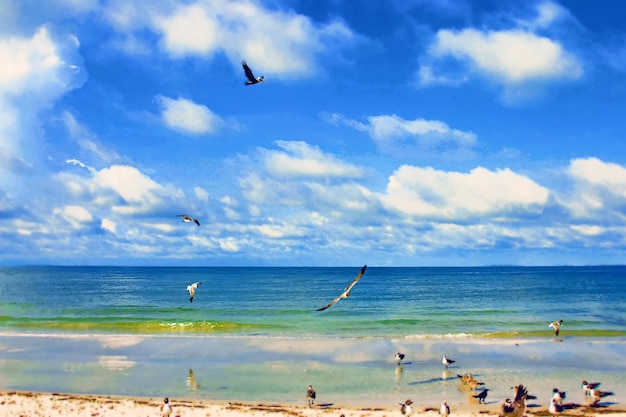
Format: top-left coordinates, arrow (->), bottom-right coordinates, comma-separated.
1,333 -> 625,412
2,390 -> 626,417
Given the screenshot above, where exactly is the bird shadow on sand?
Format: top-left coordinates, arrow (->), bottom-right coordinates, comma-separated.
316,403 -> 335,408
408,377 -> 447,385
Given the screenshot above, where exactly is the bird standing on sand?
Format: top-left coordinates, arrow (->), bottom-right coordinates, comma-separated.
177,214 -> 200,226
316,265 -> 367,311
548,397 -> 564,414
587,388 -> 614,406
440,401 -> 450,417
242,61 -> 264,85
442,354 -> 455,368
473,388 -> 489,404
161,397 -> 172,417
186,282 -> 202,303
551,388 -> 565,405
400,399 -> 414,416
395,352 -> 405,365
581,380 -> 602,396
549,319 -> 563,336
306,385 -> 316,406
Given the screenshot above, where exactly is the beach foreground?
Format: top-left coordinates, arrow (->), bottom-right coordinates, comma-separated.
2,391 -> 626,417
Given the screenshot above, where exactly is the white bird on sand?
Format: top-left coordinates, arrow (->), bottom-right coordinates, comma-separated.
581,380 -> 602,396
400,399 -> 413,416
587,388 -> 614,406
548,397 -> 563,415
551,388 -> 566,405
440,401 -> 450,417
177,214 -> 200,226
442,354 -> 456,368
242,61 -> 264,85
186,282 -> 202,303
395,352 -> 405,365
549,319 -> 563,336
316,265 -> 367,311
161,397 -> 172,417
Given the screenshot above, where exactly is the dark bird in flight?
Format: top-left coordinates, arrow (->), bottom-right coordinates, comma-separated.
316,265 -> 367,311
242,61 -> 264,85
186,281 -> 202,303
178,214 -> 200,226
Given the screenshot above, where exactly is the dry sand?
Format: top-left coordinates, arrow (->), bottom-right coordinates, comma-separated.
2,391 -> 625,417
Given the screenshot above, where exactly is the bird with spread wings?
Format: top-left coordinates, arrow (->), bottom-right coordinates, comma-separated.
242,61 -> 264,85
316,265 -> 367,311
177,214 -> 200,226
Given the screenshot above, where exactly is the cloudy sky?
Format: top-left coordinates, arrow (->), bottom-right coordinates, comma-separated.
2,0 -> 626,266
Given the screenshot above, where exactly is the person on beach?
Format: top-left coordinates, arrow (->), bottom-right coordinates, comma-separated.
161,397 -> 173,417
306,385 -> 316,406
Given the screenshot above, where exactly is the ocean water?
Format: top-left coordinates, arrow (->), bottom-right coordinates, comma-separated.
1,266 -> 625,407
1,265 -> 625,338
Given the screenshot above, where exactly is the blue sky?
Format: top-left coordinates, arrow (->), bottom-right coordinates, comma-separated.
2,0 -> 626,266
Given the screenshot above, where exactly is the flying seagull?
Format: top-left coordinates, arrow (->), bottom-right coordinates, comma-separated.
242,61 -> 264,85
549,319 -> 563,336
177,214 -> 200,226
316,265 -> 367,311
186,281 -> 202,303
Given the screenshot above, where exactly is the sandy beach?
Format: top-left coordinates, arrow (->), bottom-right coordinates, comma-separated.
2,390 -> 626,417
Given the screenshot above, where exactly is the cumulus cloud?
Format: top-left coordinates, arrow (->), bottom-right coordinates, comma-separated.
380,165 -> 550,220
157,96 -> 222,135
425,28 -> 582,84
560,157 -> 626,221
262,140 -> 364,178
0,26 -> 84,174
60,161 -> 185,215
148,0 -> 355,78
417,2 -> 582,101
330,113 -> 477,158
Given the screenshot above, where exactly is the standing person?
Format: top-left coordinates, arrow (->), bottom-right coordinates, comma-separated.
306,385 -> 316,406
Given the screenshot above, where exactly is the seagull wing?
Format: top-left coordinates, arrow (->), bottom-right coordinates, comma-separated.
316,294 -> 344,311
242,61 -> 256,83
316,264 -> 367,311
343,264 -> 367,293
193,218 -> 200,226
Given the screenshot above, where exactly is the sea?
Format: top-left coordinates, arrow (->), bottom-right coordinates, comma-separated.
1,265 -> 625,408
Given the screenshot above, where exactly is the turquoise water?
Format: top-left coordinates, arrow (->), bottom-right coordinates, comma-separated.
1,266 -> 625,407
1,266 -> 625,338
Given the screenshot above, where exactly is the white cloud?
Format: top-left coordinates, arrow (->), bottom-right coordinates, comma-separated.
263,140 -> 364,178
149,0 -> 354,78
380,165 -> 549,219
158,96 -> 222,134
560,157 -> 626,220
101,218 -> 117,233
57,205 -> 93,228
0,27 -> 84,179
58,163 -> 185,216
417,2 -> 582,99
426,28 -> 582,84
331,113 -> 477,157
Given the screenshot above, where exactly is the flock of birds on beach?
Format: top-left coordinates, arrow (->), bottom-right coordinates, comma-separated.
391,350 -> 615,417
